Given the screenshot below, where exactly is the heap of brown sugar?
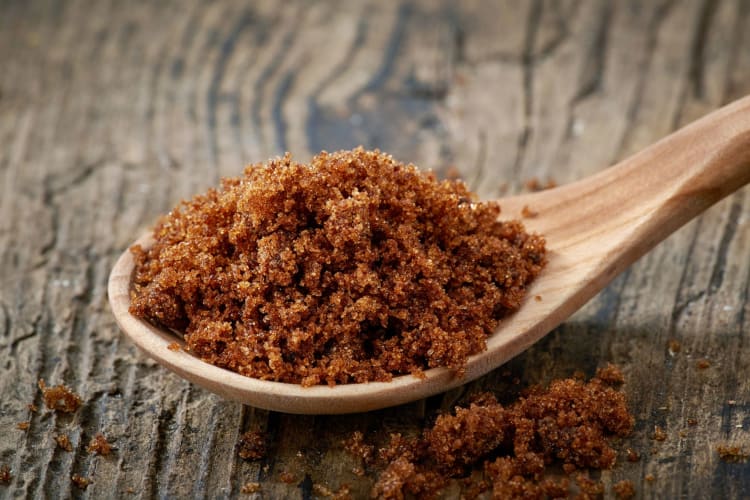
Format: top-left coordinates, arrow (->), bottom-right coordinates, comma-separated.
130,148 -> 545,386
349,365 -> 634,499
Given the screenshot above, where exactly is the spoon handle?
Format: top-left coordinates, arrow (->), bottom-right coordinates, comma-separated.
518,96 -> 750,275
603,95 -> 750,236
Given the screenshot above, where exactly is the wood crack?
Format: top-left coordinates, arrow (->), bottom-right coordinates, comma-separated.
250,6 -> 306,153
688,0 -> 718,99
306,7 -> 369,152
207,8 -> 256,162
361,3 -> 412,94
146,404 -> 176,498
613,0 -> 676,160
708,196 -> 743,293
573,1 -> 613,104
45,160 -> 106,196
511,0 -> 543,182
272,71 -> 294,153
469,129 -> 486,192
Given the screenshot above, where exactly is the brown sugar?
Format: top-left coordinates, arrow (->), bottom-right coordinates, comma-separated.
279,471 -> 296,484
614,479 -> 636,499
625,448 -> 640,462
667,338 -> 681,355
312,483 -> 333,497
0,465 -> 11,485
524,177 -> 557,192
71,474 -> 91,490
240,482 -> 261,494
716,444 -> 749,463
332,484 -> 352,500
313,482 -> 352,499
87,433 -> 113,456
129,149 -> 546,386
343,431 -> 375,466
596,363 -> 626,385
17,421 -> 30,431
363,366 -> 634,499
38,379 -> 82,413
651,426 -> 667,442
55,434 -> 73,452
696,359 -> 711,370
575,473 -> 604,496
238,430 -> 266,461
521,205 -> 538,218
167,342 -> 181,352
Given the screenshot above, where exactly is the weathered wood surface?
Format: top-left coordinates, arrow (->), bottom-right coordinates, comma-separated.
0,0 -> 748,498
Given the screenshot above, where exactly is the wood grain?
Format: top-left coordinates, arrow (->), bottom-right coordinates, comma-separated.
1,0 -> 748,497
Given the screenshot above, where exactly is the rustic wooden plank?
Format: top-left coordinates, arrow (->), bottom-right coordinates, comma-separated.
1,0 -> 748,498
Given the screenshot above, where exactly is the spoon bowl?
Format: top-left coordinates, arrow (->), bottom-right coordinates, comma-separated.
108,97 -> 750,414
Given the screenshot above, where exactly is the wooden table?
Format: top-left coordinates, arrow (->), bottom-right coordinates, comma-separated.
1,1 -> 748,498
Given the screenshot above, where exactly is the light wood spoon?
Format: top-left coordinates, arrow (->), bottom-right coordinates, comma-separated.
109,97 -> 750,414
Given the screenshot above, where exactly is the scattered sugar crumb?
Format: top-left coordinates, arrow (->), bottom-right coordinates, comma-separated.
667,339 -> 681,355
576,473 -> 604,496
87,433 -> 113,456
344,431 -> 375,466
55,434 -> 73,452
240,482 -> 261,494
279,471 -> 296,484
652,426 -> 667,442
613,479 -> 635,499
238,430 -> 267,461
717,444 -> 749,463
38,379 -> 82,413
332,484 -> 352,500
524,177 -> 557,192
71,474 -> 91,490
521,205 -> 538,218
0,465 -> 11,485
596,363 -> 626,385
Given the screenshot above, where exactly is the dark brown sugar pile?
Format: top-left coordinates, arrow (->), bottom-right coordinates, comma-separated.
349,366 -> 634,499
130,148 -> 546,386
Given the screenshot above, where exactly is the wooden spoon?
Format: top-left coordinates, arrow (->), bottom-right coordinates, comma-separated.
108,97 -> 750,414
